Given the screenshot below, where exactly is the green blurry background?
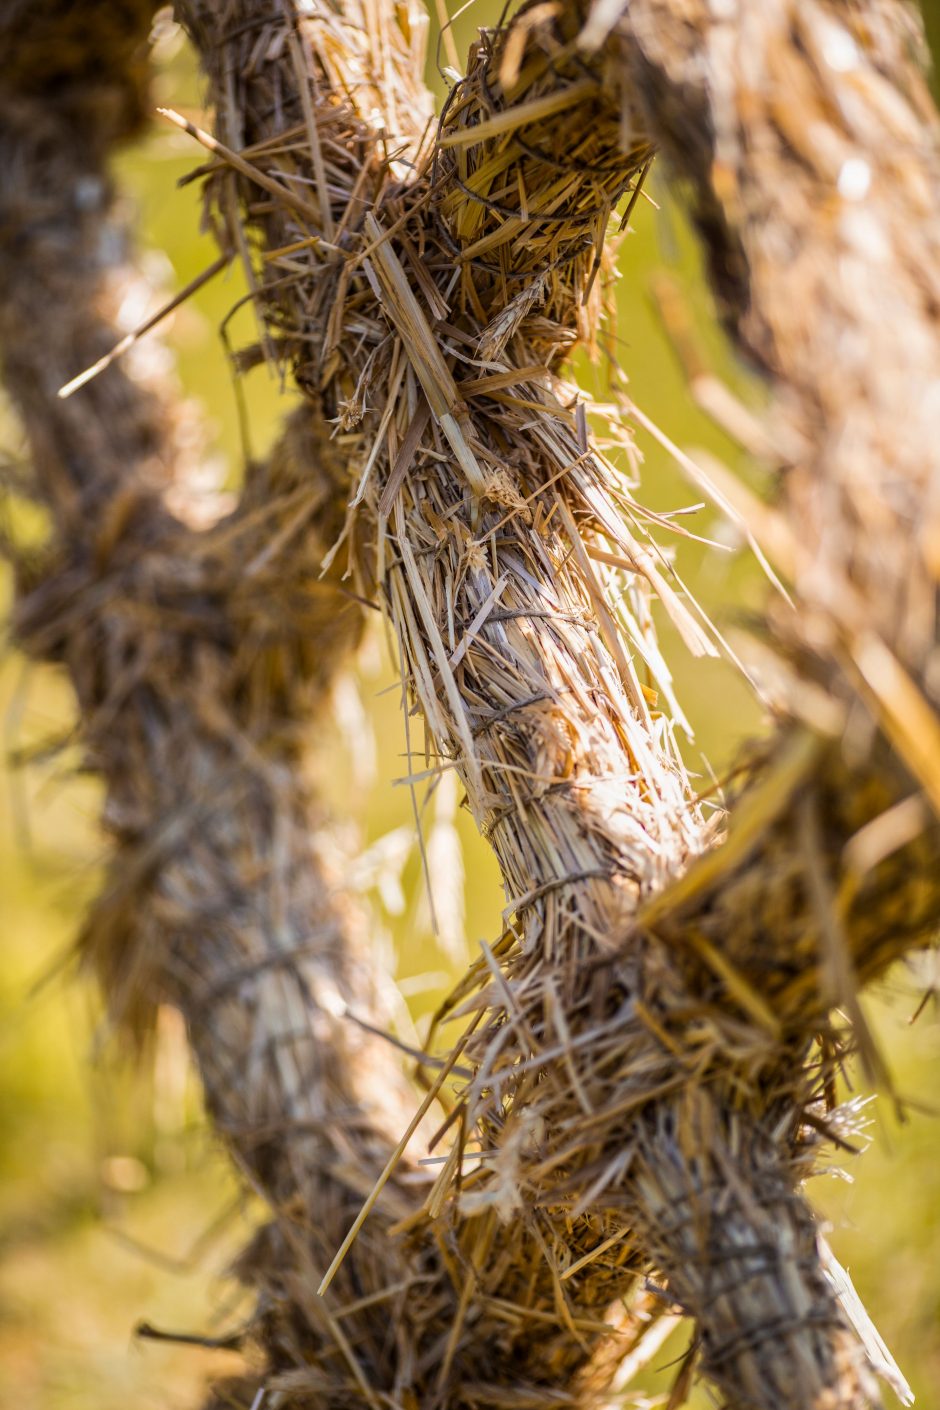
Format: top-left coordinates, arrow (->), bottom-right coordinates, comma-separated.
3,6 -> 940,1407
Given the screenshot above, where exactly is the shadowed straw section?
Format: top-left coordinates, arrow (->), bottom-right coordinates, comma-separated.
597,0 -> 940,1394
600,0 -> 940,758
588,0 -> 940,1114
172,0 -> 940,1404
0,7 -> 456,1407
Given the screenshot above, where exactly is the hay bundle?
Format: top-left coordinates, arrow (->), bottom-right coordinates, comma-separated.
1,8 -> 452,1407
604,0 -> 940,797
3,0 -> 940,1408
172,0 -> 940,1405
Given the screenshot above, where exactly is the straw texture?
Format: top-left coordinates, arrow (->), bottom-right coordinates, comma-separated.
4,0 -> 940,1408
172,1 -> 940,1405
1,11 -> 448,1410
602,0 -> 940,796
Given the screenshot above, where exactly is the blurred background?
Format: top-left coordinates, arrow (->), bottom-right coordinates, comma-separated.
2,5 -> 940,1408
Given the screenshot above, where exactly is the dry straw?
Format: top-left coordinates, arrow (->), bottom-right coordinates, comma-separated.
3,0 -> 940,1409
606,0 -> 940,810
2,7 -> 445,1410
171,0 -> 940,1405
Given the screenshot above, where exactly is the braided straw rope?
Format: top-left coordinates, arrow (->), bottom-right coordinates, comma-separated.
172,1 -> 940,1405
3,0 -> 940,1407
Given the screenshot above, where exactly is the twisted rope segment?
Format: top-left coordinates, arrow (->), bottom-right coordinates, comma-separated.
1,1 -> 939,1408
1,7 -> 447,1407
172,0 -> 940,1405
